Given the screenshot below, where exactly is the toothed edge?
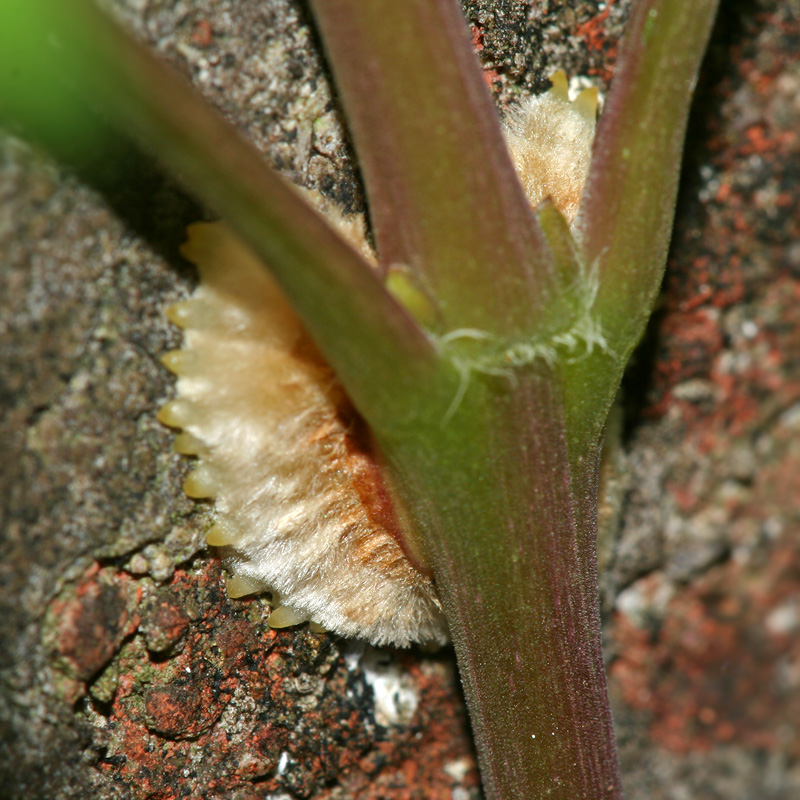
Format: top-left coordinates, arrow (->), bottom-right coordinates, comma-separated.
160,221 -> 450,647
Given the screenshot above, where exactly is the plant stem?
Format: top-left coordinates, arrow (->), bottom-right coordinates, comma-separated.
308,0 -> 573,341
0,0 -> 436,430
580,0 -> 720,354
380,366 -> 622,799
1,1 -> 721,796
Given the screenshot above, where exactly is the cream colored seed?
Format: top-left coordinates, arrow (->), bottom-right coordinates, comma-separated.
160,349 -> 196,375
164,301 -> 198,328
173,431 -> 205,456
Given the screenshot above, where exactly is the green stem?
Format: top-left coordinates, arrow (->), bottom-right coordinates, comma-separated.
1,1 -> 721,797
579,0 -> 720,354
308,0 -> 573,341
380,367 -> 622,799
0,0 -> 435,430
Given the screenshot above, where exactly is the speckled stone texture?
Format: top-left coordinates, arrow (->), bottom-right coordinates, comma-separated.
1,0 -> 798,798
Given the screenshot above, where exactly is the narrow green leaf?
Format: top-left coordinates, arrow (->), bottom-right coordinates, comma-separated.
308,0 -> 572,342
536,200 -> 583,290
0,0 -> 437,429
579,0 -> 720,354
0,3 -> 103,158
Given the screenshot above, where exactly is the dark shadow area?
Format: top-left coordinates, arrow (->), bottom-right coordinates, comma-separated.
2,91 -> 203,275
